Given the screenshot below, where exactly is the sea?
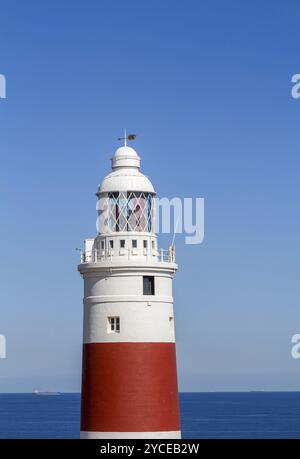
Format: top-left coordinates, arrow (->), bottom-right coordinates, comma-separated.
0,392 -> 300,439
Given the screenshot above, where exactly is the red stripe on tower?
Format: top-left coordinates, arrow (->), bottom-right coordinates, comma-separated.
81,343 -> 180,433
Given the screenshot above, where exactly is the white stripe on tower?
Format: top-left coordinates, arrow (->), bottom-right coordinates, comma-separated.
80,431 -> 181,439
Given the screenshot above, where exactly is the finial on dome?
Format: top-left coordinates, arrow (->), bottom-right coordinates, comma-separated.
117,129 -> 137,147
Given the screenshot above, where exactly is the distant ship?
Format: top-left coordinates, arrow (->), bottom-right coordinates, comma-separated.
33,389 -> 61,396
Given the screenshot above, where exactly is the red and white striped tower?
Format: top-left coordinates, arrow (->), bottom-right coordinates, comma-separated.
78,139 -> 181,439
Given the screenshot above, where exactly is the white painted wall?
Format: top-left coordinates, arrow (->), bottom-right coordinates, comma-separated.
82,268 -> 175,343
83,300 -> 175,343
84,272 -> 172,298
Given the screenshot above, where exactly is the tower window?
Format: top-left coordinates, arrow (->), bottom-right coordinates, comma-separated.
143,276 -> 155,295
109,240 -> 114,249
132,240 -> 137,248
143,240 -> 148,249
100,240 -> 105,250
107,316 -> 120,333
120,240 -> 125,248
152,240 -> 155,249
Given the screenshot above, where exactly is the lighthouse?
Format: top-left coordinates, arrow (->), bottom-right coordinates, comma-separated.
78,137 -> 181,439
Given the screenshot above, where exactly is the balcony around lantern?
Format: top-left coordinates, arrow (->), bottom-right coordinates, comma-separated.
79,246 -> 175,264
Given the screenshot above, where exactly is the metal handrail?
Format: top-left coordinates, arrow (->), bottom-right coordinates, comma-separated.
80,246 -> 175,264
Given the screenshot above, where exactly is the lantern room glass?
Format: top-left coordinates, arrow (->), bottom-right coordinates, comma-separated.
107,191 -> 153,233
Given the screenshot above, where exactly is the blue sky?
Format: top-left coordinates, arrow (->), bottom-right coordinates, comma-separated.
0,0 -> 300,392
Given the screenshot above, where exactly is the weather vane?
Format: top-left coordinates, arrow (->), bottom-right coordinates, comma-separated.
118,128 -> 137,146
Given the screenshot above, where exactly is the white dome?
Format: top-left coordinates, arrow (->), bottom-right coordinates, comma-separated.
111,146 -> 141,170
97,145 -> 155,194
113,145 -> 138,157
